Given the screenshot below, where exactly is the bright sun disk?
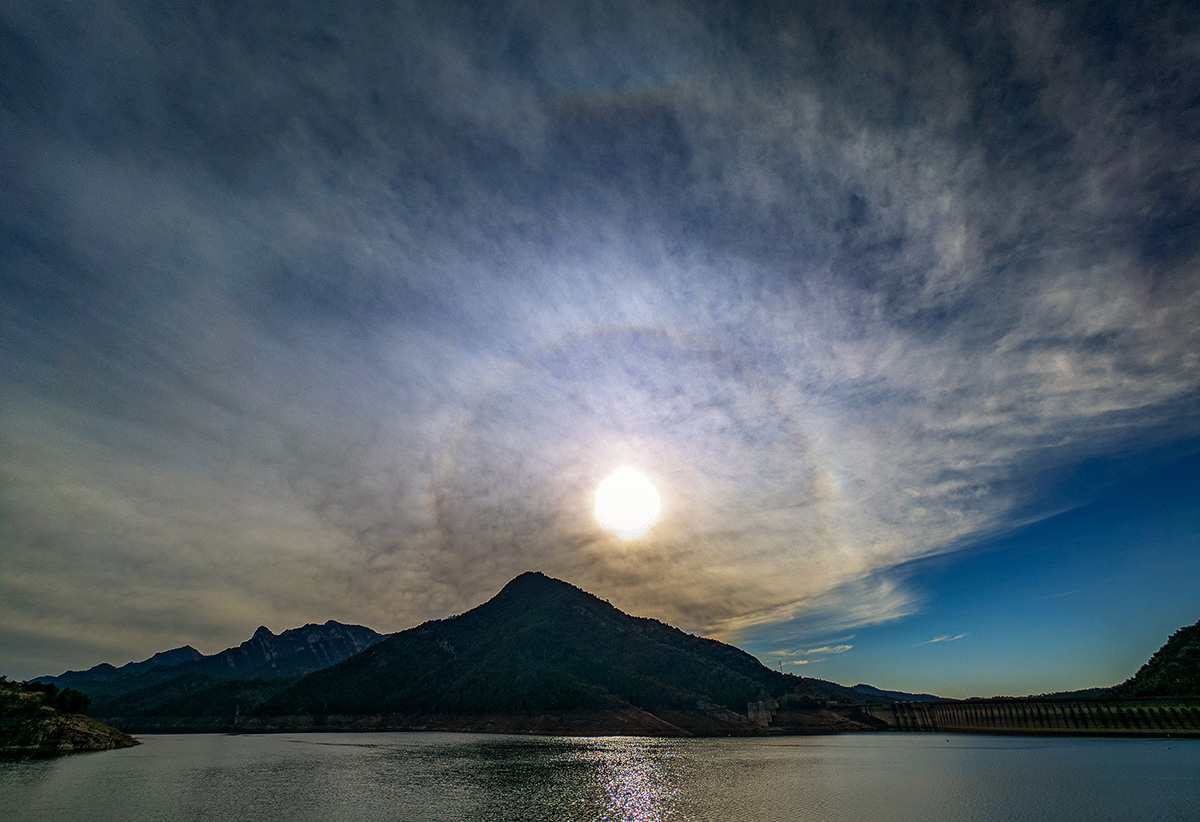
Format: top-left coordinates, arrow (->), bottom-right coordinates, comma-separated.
594,467 -> 661,539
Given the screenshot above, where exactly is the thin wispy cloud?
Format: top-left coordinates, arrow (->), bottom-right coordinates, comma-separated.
763,651 -> 813,668
764,643 -> 853,667
801,645 -> 854,656
922,634 -> 968,645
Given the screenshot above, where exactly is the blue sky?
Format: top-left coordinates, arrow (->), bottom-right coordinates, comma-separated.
741,446 -> 1200,697
1,0 -> 1198,694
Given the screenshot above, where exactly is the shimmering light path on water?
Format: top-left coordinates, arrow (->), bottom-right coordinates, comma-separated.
1,733 -> 1196,822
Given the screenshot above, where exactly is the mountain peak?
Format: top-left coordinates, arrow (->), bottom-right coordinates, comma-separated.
488,571 -> 605,612
499,570 -> 558,591
142,645 -> 204,667
251,626 -> 274,640
497,570 -> 601,596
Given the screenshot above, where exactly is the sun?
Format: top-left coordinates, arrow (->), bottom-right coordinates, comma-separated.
594,467 -> 661,539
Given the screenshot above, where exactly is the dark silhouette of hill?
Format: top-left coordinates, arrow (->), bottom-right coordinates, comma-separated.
257,572 -> 877,735
852,683 -> 948,702
1110,619 -> 1200,697
40,646 -> 203,686
1020,687 -> 1111,700
65,573 -> 883,734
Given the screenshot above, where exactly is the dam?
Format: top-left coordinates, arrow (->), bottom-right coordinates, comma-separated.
859,697 -> 1200,737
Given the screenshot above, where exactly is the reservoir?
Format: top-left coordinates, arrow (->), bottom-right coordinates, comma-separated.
1,732 -> 1196,821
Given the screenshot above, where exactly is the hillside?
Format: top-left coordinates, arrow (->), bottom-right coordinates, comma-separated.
0,679 -> 137,757
1110,619 -> 1200,697
258,572 -> 877,735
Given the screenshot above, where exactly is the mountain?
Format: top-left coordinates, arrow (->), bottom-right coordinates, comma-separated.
40,621 -> 388,717
198,620 -> 387,679
852,684 -> 949,702
255,572 -> 880,735
1110,619 -> 1200,697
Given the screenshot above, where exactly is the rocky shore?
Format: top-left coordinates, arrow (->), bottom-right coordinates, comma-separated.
1,710 -> 138,757
1,680 -> 138,758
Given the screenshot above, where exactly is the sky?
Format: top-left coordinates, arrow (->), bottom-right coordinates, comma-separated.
1,0 -> 1198,697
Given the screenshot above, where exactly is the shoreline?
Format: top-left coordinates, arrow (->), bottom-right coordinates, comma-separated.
96,706 -> 878,738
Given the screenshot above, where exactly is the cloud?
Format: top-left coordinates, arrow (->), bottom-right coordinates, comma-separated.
1,0 -> 1198,676
762,651 -> 812,668
762,641 -> 854,667
720,575 -> 921,646
922,634 -> 968,645
801,645 -> 854,656
764,645 -> 852,667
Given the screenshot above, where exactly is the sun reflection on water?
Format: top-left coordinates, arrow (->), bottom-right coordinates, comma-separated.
554,738 -> 684,822
599,747 -> 678,821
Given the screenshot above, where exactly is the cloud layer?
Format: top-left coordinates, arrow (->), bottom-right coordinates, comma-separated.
2,0 -> 1198,676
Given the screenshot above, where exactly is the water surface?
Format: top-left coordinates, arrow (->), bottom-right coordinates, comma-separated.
1,732 -> 1196,821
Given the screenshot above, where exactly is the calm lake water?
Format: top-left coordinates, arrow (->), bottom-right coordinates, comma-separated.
1,732 -> 1196,822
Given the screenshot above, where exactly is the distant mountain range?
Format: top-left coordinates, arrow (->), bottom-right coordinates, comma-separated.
36,620 -> 387,717
254,571 -> 878,734
46,573 -> 883,735
33,574 -> 1199,736
44,645 -> 205,685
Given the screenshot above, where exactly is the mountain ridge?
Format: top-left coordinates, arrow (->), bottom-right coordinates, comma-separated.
78,572 -> 881,735
35,620 -> 389,717
44,646 -> 205,685
27,573 -> 1200,737
253,571 -> 877,735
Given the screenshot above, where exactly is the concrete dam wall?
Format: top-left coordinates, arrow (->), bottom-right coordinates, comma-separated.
862,698 -> 1200,737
